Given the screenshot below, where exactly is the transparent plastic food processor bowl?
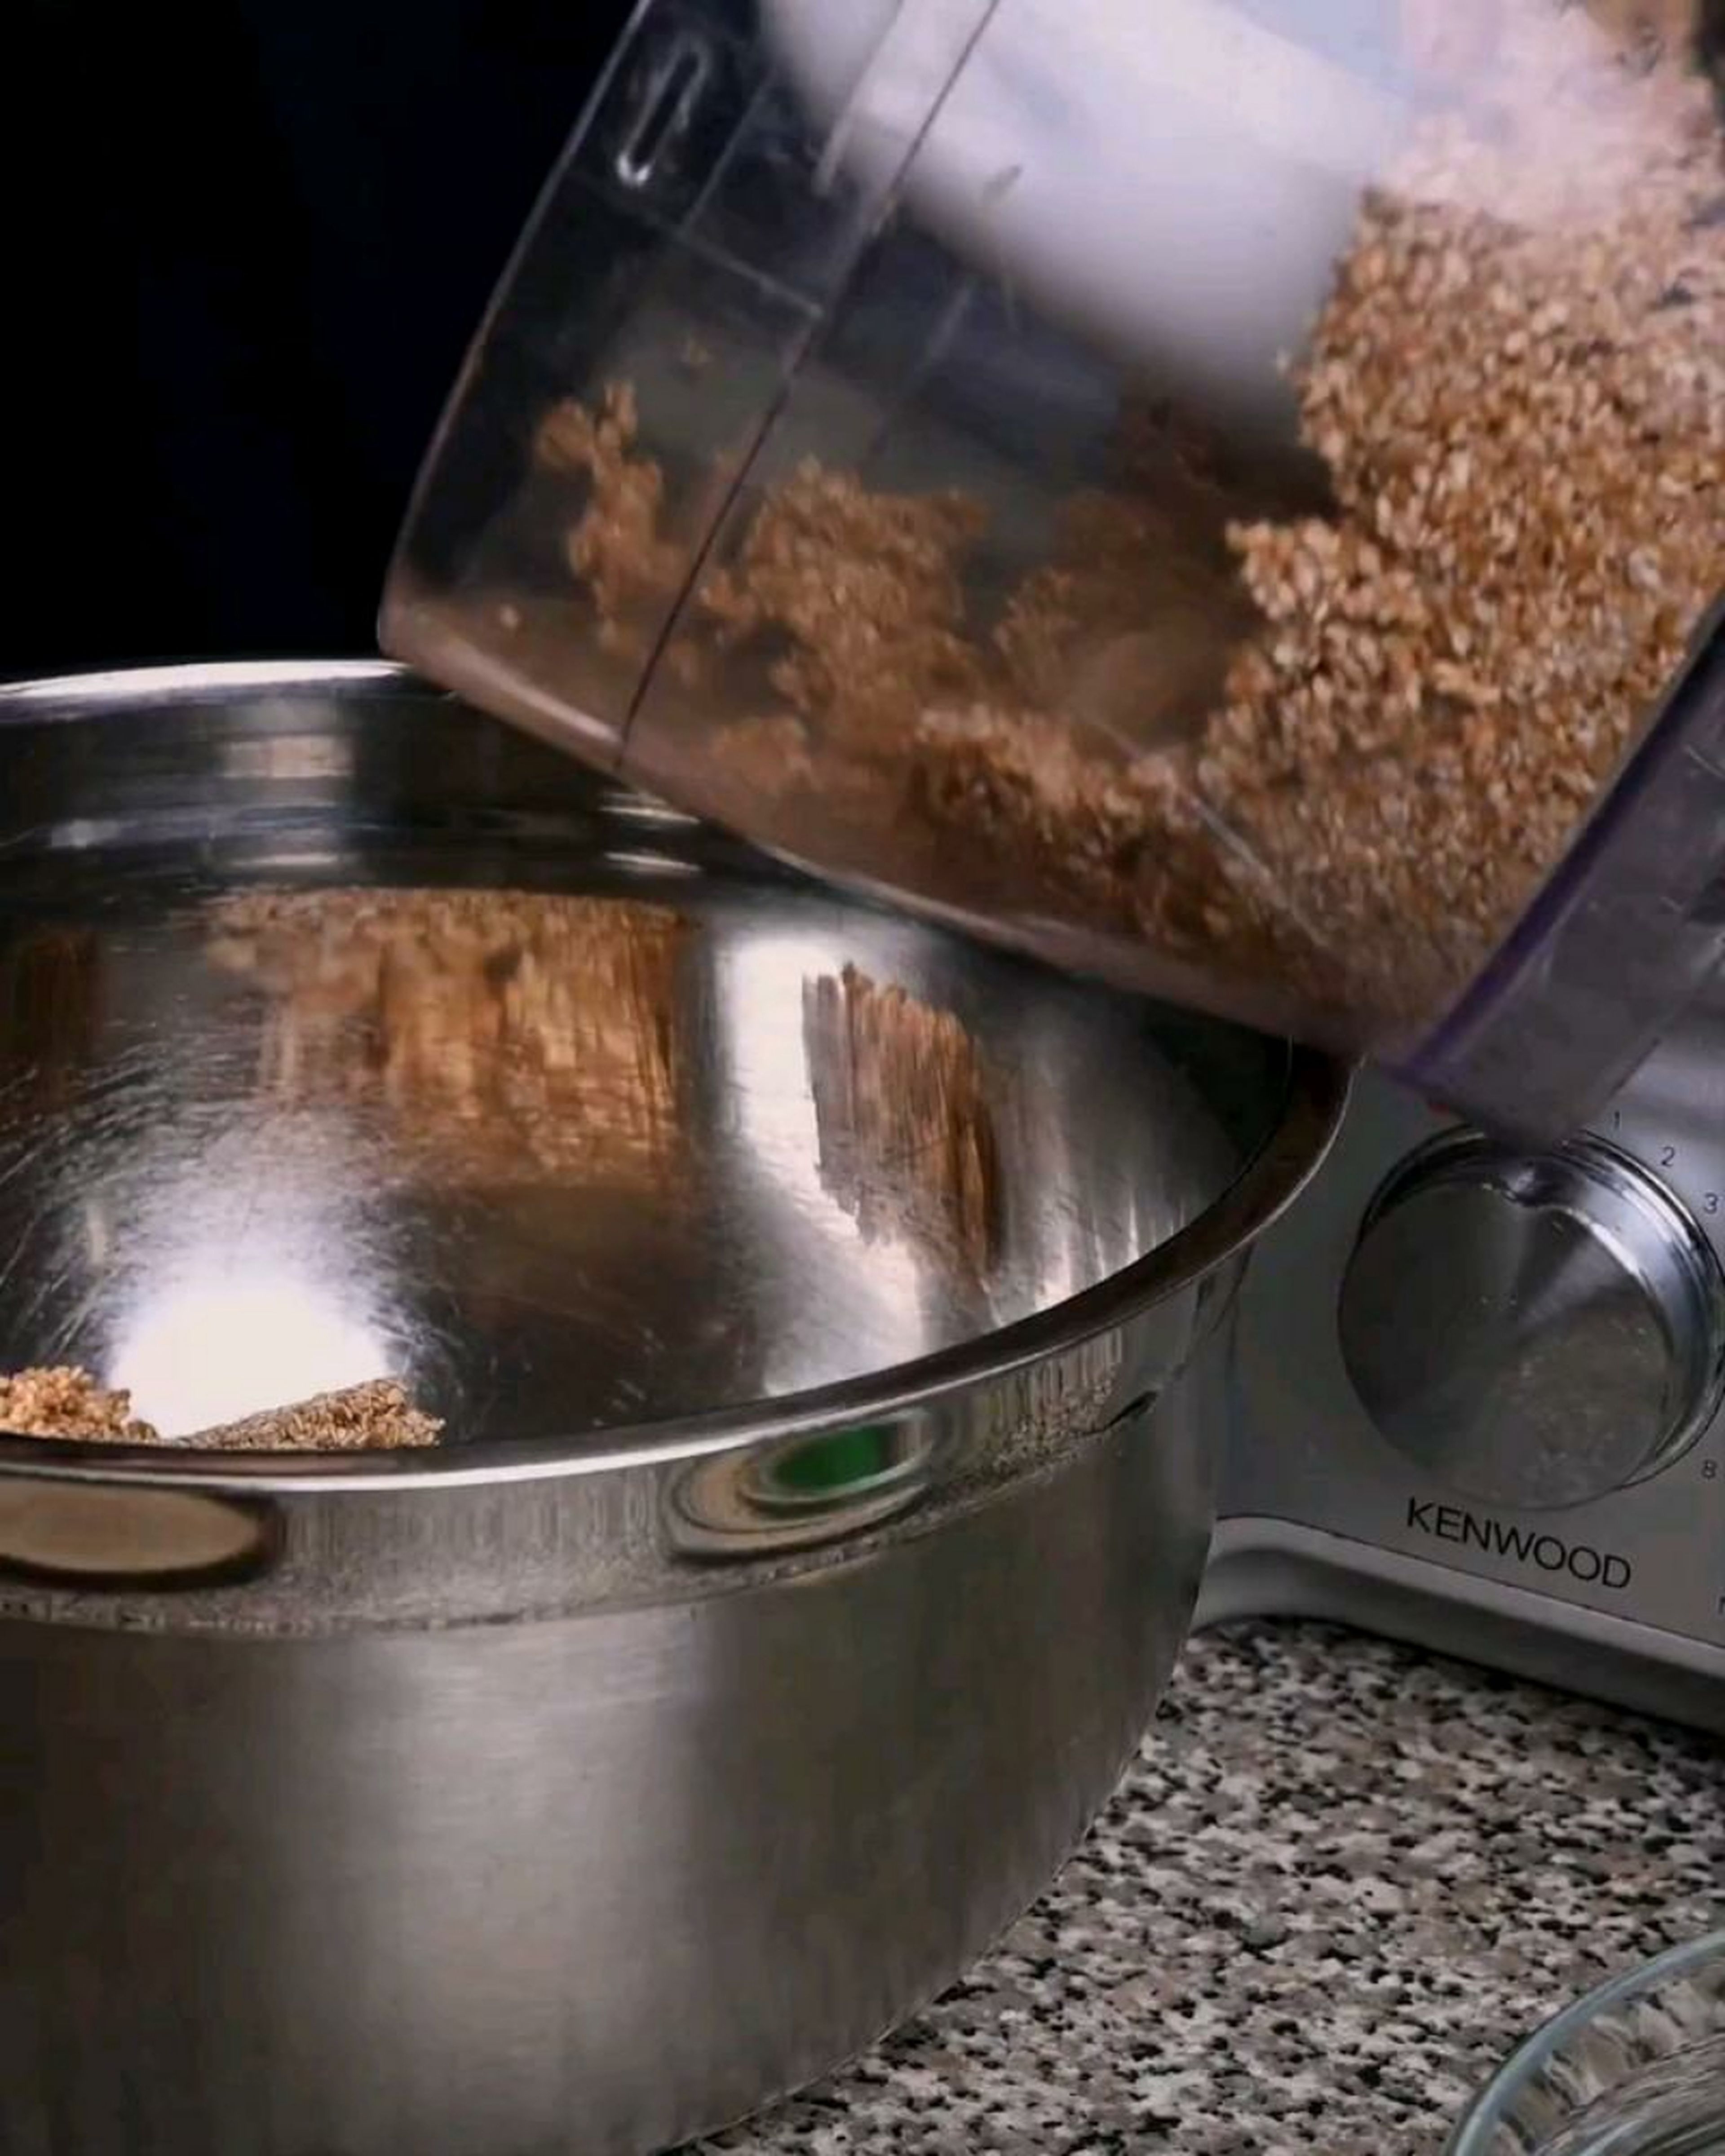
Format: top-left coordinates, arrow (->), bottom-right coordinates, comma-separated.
1448,1932 -> 1725,2156
382,0 -> 1725,1139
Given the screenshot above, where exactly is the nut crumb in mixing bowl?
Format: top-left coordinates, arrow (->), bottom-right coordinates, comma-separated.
0,1369 -> 441,1451
0,1367 -> 159,1443
190,1379 -> 442,1453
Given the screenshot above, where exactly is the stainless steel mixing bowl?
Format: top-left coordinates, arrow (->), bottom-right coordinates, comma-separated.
0,663 -> 1344,2156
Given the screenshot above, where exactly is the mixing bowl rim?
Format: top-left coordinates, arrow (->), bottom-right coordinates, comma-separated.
0,656 -> 413,716
1446,1929 -> 1725,2155
0,659 -> 1349,1492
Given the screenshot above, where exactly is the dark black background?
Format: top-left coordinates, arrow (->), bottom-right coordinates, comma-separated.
3,0 -> 634,678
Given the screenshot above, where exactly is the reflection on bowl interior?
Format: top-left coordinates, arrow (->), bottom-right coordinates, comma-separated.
109,1268 -> 392,1439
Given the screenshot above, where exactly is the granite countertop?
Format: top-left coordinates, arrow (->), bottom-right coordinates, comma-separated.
710,1621 -> 1724,2155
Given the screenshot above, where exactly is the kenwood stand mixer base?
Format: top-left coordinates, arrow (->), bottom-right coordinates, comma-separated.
1212,1053 -> 1725,1736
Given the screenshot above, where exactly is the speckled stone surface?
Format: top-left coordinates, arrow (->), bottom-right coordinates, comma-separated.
703,1621 -> 1724,2155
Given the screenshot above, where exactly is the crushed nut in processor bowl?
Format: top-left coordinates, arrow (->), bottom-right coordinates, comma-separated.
449,0 -> 1723,1055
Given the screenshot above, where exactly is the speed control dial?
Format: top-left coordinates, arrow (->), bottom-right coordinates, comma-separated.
1338,1133 -> 1725,1511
